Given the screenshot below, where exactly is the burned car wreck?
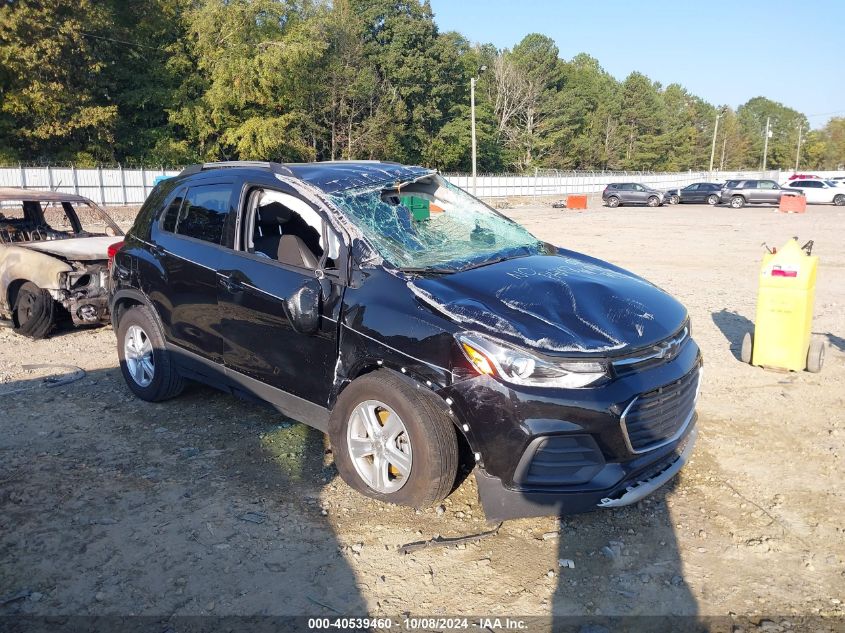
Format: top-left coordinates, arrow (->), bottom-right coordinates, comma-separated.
110,161 -> 701,521
0,188 -> 123,338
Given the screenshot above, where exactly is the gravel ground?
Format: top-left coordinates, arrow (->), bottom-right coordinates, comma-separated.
1,200 -> 843,630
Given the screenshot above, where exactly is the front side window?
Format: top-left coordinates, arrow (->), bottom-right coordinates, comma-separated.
243,188 -> 341,270
685,184 -> 699,191
164,184 -> 231,244
328,174 -> 543,271
759,181 -> 777,189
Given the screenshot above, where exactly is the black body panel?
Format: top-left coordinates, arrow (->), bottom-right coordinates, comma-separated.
111,160 -> 702,520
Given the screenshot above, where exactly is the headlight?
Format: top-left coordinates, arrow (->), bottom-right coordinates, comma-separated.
456,332 -> 610,389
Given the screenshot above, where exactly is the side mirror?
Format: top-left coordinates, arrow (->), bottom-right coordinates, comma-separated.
286,278 -> 321,335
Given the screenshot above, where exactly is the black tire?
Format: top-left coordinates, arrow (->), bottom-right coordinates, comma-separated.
730,195 -> 745,209
606,196 -> 620,208
669,194 -> 680,205
806,337 -> 825,373
707,194 -> 719,205
834,194 -> 845,206
13,281 -> 55,339
741,331 -> 753,364
329,370 -> 458,508
116,305 -> 184,401
647,195 -> 660,207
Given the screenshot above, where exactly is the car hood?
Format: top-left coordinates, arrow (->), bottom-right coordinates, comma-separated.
21,236 -> 118,261
408,252 -> 688,354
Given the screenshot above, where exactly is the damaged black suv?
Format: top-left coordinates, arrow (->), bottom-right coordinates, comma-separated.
110,161 -> 701,520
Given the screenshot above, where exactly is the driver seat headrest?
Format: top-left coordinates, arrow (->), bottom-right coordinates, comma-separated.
277,234 -> 319,269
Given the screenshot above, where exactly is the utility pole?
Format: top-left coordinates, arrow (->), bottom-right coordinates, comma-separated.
762,116 -> 771,171
795,123 -> 804,172
470,65 -> 487,196
471,76 -> 477,196
709,111 -> 723,173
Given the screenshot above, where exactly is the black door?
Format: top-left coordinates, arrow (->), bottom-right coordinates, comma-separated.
216,184 -> 344,406
147,182 -> 233,363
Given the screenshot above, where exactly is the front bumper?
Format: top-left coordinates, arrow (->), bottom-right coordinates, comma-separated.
440,338 -> 702,521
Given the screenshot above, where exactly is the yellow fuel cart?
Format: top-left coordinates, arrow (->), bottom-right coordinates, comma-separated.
741,238 -> 825,372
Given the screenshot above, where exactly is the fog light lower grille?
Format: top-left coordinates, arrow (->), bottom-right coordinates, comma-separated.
514,434 -> 605,486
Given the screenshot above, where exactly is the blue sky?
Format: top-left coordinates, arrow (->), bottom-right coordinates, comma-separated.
429,0 -> 844,128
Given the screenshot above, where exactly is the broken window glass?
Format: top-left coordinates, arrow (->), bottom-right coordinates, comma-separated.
328,175 -> 542,271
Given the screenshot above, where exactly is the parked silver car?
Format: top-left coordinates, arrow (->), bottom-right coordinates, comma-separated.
719,179 -> 803,209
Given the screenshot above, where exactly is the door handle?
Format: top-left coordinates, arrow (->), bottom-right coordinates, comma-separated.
150,244 -> 166,257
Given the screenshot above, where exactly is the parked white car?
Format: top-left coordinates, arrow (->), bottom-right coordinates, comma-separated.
783,180 -> 845,205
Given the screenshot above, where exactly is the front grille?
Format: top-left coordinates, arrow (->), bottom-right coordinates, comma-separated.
514,434 -> 605,487
621,366 -> 700,453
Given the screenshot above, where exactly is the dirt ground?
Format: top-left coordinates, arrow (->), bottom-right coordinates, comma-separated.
1,200 -> 844,631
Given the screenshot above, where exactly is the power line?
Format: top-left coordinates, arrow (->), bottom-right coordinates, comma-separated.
48,26 -> 166,52
805,109 -> 845,118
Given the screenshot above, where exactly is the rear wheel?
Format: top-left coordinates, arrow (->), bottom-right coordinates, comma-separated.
707,194 -> 719,205
647,196 -> 660,207
606,196 -> 620,208
833,194 -> 845,206
13,281 -> 55,339
329,370 -> 458,508
117,305 -> 184,401
806,337 -> 825,373
730,195 -> 745,209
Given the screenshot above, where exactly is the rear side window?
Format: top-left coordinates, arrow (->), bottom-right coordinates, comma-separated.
163,184 -> 231,245
742,181 -> 757,189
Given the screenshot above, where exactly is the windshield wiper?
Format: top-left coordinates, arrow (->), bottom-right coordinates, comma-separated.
398,266 -> 455,275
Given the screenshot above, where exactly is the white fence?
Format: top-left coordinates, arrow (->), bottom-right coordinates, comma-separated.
0,166 -> 181,206
443,170 -> 794,199
3,165 -> 845,205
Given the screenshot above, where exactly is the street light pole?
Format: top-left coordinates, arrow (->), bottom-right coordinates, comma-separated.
709,111 -> 723,173
762,116 -> 771,171
795,123 -> 804,172
471,76 -> 477,196
470,65 -> 486,197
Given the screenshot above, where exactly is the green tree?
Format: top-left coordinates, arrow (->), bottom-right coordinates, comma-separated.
0,0 -> 120,163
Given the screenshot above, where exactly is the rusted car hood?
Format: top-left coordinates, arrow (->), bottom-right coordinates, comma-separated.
21,236 -> 119,261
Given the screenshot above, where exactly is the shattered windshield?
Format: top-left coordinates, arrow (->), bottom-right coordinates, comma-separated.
327,174 -> 543,271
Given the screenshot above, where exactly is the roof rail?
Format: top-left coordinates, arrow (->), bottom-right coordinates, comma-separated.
177,161 -> 295,177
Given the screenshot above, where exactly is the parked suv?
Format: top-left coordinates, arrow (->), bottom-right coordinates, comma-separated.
719,179 -> 802,208
602,183 -> 665,208
783,180 -> 845,205
110,161 -> 701,520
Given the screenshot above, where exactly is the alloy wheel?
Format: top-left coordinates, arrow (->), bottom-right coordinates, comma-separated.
346,400 -> 412,493
124,324 -> 155,387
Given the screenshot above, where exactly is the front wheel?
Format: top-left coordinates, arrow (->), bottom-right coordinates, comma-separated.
606,196 -> 620,208
834,194 -> 845,206
647,196 -> 660,207
329,370 -> 458,507
730,195 -> 745,209
117,305 -> 184,401
707,194 -> 720,205
13,281 -> 55,339
669,194 -> 680,205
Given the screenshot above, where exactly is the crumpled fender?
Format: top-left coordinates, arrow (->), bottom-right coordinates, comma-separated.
0,245 -> 71,310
